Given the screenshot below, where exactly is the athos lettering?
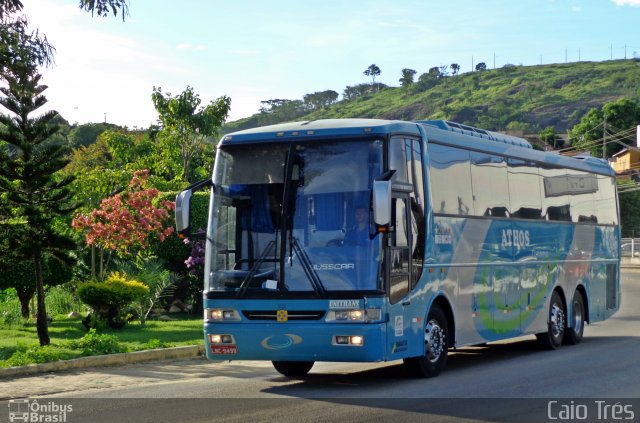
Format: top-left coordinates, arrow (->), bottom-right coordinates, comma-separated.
501,229 -> 531,251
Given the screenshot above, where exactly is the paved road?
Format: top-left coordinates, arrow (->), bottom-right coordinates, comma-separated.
1,270 -> 639,422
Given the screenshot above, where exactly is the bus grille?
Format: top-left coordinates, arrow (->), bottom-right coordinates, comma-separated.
242,310 -> 326,321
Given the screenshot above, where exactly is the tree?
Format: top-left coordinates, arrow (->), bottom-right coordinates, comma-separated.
450,63 -> 461,76
363,64 -> 381,84
303,90 -> 339,110
0,63 -> 77,346
67,122 -> 117,148
78,0 -> 129,20
475,62 -> 487,71
399,68 -> 416,87
428,66 -> 443,79
151,86 -> 231,182
72,170 -> 175,279
539,126 -> 563,149
1,0 -> 54,73
2,0 -> 128,74
568,98 -> 640,158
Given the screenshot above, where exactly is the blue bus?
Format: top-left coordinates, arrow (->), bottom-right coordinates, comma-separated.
175,119 -> 620,378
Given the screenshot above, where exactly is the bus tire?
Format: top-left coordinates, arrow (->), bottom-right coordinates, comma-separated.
272,361 -> 314,378
403,304 -> 448,378
536,290 -> 565,350
564,290 -> 585,345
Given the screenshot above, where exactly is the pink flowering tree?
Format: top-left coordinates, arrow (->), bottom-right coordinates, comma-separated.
72,170 -> 175,279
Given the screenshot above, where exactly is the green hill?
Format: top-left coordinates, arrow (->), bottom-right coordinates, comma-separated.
223,59 -> 640,135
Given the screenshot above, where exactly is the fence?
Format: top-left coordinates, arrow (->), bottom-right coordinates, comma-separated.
621,238 -> 640,258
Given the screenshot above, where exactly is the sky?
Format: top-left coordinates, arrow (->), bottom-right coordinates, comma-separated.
19,0 -> 640,129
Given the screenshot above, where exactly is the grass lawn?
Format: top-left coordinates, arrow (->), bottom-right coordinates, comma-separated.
0,314 -> 203,367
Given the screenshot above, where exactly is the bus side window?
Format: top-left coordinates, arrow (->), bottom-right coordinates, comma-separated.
389,197 -> 411,304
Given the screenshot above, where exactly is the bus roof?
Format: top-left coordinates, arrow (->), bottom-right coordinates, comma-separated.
418,120 -> 615,177
220,119 -> 421,145
219,118 -> 614,177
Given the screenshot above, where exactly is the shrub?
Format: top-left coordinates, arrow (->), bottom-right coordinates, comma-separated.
78,272 -> 149,330
6,345 -> 75,366
0,288 -> 23,326
66,329 -> 127,355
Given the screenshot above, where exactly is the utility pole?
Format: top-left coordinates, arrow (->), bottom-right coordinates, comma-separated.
603,115 -> 607,159
565,48 -> 568,63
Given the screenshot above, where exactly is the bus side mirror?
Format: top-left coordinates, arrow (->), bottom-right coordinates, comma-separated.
373,180 -> 392,227
175,189 -> 193,237
175,179 -> 213,238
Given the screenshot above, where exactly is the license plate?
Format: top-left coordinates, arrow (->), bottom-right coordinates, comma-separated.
211,345 -> 238,355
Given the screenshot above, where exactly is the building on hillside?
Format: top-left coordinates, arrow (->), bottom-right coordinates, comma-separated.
609,147 -> 640,182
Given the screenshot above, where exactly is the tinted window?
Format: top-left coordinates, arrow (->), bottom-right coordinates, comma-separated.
566,169 -> 597,223
428,143 -> 473,215
389,197 -> 410,304
470,152 -> 509,217
594,175 -> 618,225
508,159 -> 542,219
541,167 -> 571,221
389,137 -> 409,183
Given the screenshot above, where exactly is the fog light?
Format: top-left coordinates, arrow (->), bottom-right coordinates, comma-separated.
335,336 -> 349,345
350,335 -> 364,346
210,334 -> 234,344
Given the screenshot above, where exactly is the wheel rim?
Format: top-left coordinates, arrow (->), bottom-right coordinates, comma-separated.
550,302 -> 565,338
573,298 -> 583,334
425,319 -> 445,363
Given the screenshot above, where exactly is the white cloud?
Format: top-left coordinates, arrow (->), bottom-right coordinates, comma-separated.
611,0 -> 640,6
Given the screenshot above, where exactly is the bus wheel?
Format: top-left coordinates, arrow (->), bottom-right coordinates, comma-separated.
564,290 -> 585,345
403,304 -> 449,378
272,361 -> 314,378
536,290 -> 565,350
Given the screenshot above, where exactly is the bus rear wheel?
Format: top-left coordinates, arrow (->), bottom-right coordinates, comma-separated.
403,304 -> 449,378
272,361 -> 314,378
536,290 -> 565,350
564,290 -> 585,345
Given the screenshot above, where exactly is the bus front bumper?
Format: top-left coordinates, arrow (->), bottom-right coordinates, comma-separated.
204,321 -> 387,362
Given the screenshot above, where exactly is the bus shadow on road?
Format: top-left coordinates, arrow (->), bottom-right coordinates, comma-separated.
263,334 -> 637,397
263,337 -> 545,390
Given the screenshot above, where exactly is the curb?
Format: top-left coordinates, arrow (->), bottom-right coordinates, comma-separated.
0,345 -> 205,379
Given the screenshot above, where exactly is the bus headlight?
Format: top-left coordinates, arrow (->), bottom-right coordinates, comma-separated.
206,308 -> 241,321
326,308 -> 381,322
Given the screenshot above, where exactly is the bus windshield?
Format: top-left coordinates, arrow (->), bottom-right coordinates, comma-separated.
205,139 -> 384,295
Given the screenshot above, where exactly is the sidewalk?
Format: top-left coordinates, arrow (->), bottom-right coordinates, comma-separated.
0,345 -> 204,379
0,345 -> 208,400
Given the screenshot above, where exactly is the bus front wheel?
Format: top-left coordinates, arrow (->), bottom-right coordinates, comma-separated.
403,304 -> 449,378
536,290 -> 565,350
272,361 -> 314,378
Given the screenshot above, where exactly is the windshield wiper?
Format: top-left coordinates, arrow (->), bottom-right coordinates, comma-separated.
237,240 -> 277,297
290,237 -> 326,297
